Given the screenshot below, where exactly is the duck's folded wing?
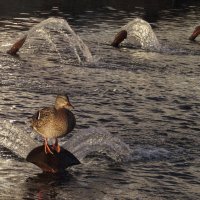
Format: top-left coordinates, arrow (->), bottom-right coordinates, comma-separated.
32,107 -> 55,122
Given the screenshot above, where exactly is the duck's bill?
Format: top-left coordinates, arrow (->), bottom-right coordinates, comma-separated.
68,102 -> 74,109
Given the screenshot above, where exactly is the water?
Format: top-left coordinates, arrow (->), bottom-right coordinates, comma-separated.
122,18 -> 161,50
26,17 -> 93,64
0,1 -> 200,199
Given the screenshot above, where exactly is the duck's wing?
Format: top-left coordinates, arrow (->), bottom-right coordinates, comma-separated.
38,107 -> 55,119
32,107 -> 55,125
33,107 -> 56,130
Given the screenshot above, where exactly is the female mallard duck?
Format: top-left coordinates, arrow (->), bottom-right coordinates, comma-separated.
31,94 -> 76,154
189,26 -> 200,41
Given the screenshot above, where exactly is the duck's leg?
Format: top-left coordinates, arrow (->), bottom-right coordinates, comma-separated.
53,138 -> 61,153
44,138 -> 53,154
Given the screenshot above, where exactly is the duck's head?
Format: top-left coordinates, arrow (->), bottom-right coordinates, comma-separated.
55,94 -> 74,110
111,30 -> 127,47
189,26 -> 200,41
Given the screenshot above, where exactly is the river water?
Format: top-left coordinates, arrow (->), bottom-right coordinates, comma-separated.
0,1 -> 200,199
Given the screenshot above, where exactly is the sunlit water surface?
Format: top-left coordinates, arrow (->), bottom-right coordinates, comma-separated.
0,2 -> 200,200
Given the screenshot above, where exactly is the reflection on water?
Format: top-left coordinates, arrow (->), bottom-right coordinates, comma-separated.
0,0 -> 200,200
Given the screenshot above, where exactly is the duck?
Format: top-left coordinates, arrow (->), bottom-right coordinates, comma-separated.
31,94 -> 76,154
7,35 -> 27,55
189,26 -> 200,41
111,30 -> 128,47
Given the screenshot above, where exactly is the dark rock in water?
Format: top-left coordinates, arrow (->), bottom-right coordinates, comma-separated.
26,145 -> 80,173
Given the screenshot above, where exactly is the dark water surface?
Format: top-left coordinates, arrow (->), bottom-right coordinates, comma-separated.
0,0 -> 200,199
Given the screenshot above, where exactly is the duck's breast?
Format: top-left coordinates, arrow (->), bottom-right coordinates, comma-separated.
55,109 -> 76,137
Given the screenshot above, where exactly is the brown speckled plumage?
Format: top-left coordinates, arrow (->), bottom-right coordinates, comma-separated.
31,95 -> 76,153
32,107 -> 76,138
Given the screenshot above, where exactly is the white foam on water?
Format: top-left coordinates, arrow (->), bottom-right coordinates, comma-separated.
0,121 -> 38,159
0,122 -> 132,163
63,127 -> 132,162
0,121 -> 171,163
122,18 -> 161,51
132,146 -> 171,161
24,17 -> 93,64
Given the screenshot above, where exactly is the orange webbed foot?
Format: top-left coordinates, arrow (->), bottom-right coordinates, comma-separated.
44,138 -> 53,154
52,138 -> 61,153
